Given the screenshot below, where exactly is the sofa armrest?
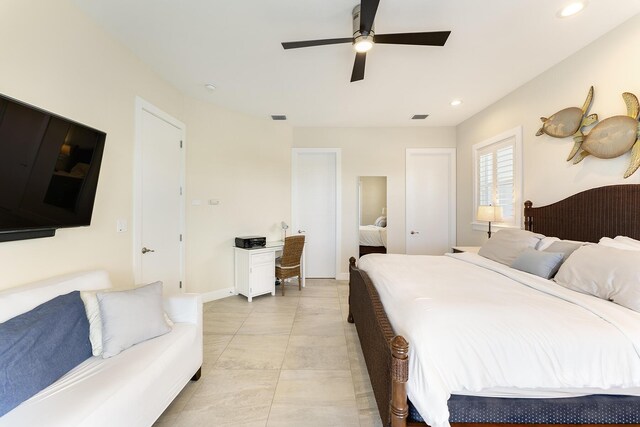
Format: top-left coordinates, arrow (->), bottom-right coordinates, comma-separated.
163,293 -> 202,325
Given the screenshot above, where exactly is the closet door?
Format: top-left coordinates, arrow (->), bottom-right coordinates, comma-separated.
292,149 -> 340,278
406,148 -> 456,255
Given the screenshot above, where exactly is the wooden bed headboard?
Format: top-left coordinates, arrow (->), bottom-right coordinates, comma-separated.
524,184 -> 640,242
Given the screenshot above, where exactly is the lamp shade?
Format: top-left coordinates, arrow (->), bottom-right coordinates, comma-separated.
477,205 -> 503,222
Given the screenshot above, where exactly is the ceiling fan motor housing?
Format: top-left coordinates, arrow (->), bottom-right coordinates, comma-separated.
352,4 -> 375,39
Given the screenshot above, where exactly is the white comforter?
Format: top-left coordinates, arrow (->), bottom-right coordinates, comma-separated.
359,225 -> 387,247
358,252 -> 640,427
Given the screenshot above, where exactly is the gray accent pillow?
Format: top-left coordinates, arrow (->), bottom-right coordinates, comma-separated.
478,229 -> 545,266
544,241 -> 582,262
554,245 -> 640,312
97,281 -> 171,358
511,248 -> 564,279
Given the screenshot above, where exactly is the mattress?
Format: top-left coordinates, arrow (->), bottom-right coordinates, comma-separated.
359,225 -> 387,247
357,252 -> 640,427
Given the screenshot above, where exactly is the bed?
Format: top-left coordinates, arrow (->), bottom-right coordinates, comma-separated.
347,184 -> 640,427
360,224 -> 387,257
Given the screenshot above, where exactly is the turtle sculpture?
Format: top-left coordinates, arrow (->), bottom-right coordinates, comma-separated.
536,86 -> 598,150
571,92 -> 640,179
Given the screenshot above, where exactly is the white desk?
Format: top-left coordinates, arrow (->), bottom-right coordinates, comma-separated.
234,241 -> 305,301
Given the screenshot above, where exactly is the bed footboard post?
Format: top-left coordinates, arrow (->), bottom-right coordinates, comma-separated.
390,336 -> 409,427
347,257 -> 356,323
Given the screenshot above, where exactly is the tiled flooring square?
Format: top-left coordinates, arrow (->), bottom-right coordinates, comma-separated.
154,279 -> 381,427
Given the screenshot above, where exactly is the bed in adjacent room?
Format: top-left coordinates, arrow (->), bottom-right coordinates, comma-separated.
359,223 -> 387,256
347,184 -> 640,427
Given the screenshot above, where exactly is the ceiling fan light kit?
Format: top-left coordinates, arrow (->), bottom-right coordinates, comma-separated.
281,0 -> 451,82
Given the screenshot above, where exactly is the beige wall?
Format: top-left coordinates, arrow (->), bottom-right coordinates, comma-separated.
0,0 -> 184,290
0,0 -> 293,296
293,127 -> 456,275
456,13 -> 640,247
360,176 -> 387,225
183,99 -> 292,295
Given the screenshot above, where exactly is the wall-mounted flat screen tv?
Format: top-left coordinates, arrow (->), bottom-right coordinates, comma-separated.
0,93 -> 106,242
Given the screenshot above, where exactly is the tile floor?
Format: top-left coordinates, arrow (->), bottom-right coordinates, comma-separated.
153,279 -> 383,427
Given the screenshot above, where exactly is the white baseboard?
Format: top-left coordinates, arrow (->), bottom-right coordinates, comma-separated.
336,272 -> 349,281
200,287 -> 235,303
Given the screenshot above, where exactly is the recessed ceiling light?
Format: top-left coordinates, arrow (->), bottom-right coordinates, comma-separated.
558,2 -> 586,18
204,83 -> 216,91
411,114 -> 429,120
450,99 -> 463,107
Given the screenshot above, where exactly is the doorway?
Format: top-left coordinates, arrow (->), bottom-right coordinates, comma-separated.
134,98 -> 185,294
291,148 -> 341,278
406,148 -> 456,255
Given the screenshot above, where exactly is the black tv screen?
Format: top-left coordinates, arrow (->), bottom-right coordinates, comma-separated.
0,93 -> 106,241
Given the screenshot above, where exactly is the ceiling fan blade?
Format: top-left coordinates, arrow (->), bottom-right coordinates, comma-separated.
282,37 -> 353,49
375,31 -> 451,46
350,52 -> 366,82
360,0 -> 380,34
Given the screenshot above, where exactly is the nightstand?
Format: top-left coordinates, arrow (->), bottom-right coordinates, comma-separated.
451,246 -> 481,254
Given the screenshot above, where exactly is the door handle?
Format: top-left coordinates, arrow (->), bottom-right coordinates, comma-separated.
410,231 -> 420,235
298,230 -> 306,233
141,247 -> 155,254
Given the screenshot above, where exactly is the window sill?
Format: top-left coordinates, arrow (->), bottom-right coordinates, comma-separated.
471,222 -> 520,233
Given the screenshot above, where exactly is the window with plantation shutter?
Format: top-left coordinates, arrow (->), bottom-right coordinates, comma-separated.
472,127 -> 522,229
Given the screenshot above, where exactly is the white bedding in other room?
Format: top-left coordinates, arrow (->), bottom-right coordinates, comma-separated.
358,253 -> 640,427
359,225 -> 387,247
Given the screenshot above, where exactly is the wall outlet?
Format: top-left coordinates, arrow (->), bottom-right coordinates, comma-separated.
116,219 -> 128,233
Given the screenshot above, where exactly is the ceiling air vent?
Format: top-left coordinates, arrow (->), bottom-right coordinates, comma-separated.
271,115 -> 287,121
411,114 -> 429,120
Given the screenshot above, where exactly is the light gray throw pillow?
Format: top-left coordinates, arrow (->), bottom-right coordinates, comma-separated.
544,241 -> 582,262
97,281 -> 171,358
478,229 -> 545,266
511,248 -> 564,279
554,245 -> 640,312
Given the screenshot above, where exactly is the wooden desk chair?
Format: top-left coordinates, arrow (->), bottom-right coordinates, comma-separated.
276,235 -> 305,296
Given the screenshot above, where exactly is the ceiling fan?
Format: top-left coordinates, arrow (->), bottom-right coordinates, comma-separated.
281,0 -> 451,82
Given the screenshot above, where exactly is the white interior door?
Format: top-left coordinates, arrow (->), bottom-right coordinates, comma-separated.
135,99 -> 185,294
406,148 -> 456,255
292,149 -> 340,278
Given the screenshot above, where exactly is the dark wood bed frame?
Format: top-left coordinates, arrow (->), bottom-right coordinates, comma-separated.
348,184 -> 640,427
359,244 -> 387,257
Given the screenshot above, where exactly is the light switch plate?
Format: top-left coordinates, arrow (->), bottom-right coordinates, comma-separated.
116,219 -> 128,233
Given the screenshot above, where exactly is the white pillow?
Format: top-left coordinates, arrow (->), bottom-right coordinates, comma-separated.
81,287 -> 173,357
97,281 -> 172,358
599,237 -> 640,251
80,291 -> 103,356
554,245 -> 640,312
614,236 -> 640,249
374,216 -> 387,227
478,229 -> 545,266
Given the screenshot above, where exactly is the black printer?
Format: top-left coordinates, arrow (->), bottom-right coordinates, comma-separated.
235,236 -> 266,249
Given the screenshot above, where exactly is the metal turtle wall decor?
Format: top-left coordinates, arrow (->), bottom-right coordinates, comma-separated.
571,92 -> 640,179
536,86 -> 598,142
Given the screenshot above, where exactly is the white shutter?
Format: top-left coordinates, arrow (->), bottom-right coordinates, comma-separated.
496,144 -> 514,222
473,131 -> 519,227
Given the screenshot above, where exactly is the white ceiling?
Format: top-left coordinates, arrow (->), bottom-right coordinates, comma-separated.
74,0 -> 640,127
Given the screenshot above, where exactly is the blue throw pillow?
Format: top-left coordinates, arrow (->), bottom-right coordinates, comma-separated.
0,291 -> 92,416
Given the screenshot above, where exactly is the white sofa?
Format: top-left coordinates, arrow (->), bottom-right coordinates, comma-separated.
0,270 -> 203,427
